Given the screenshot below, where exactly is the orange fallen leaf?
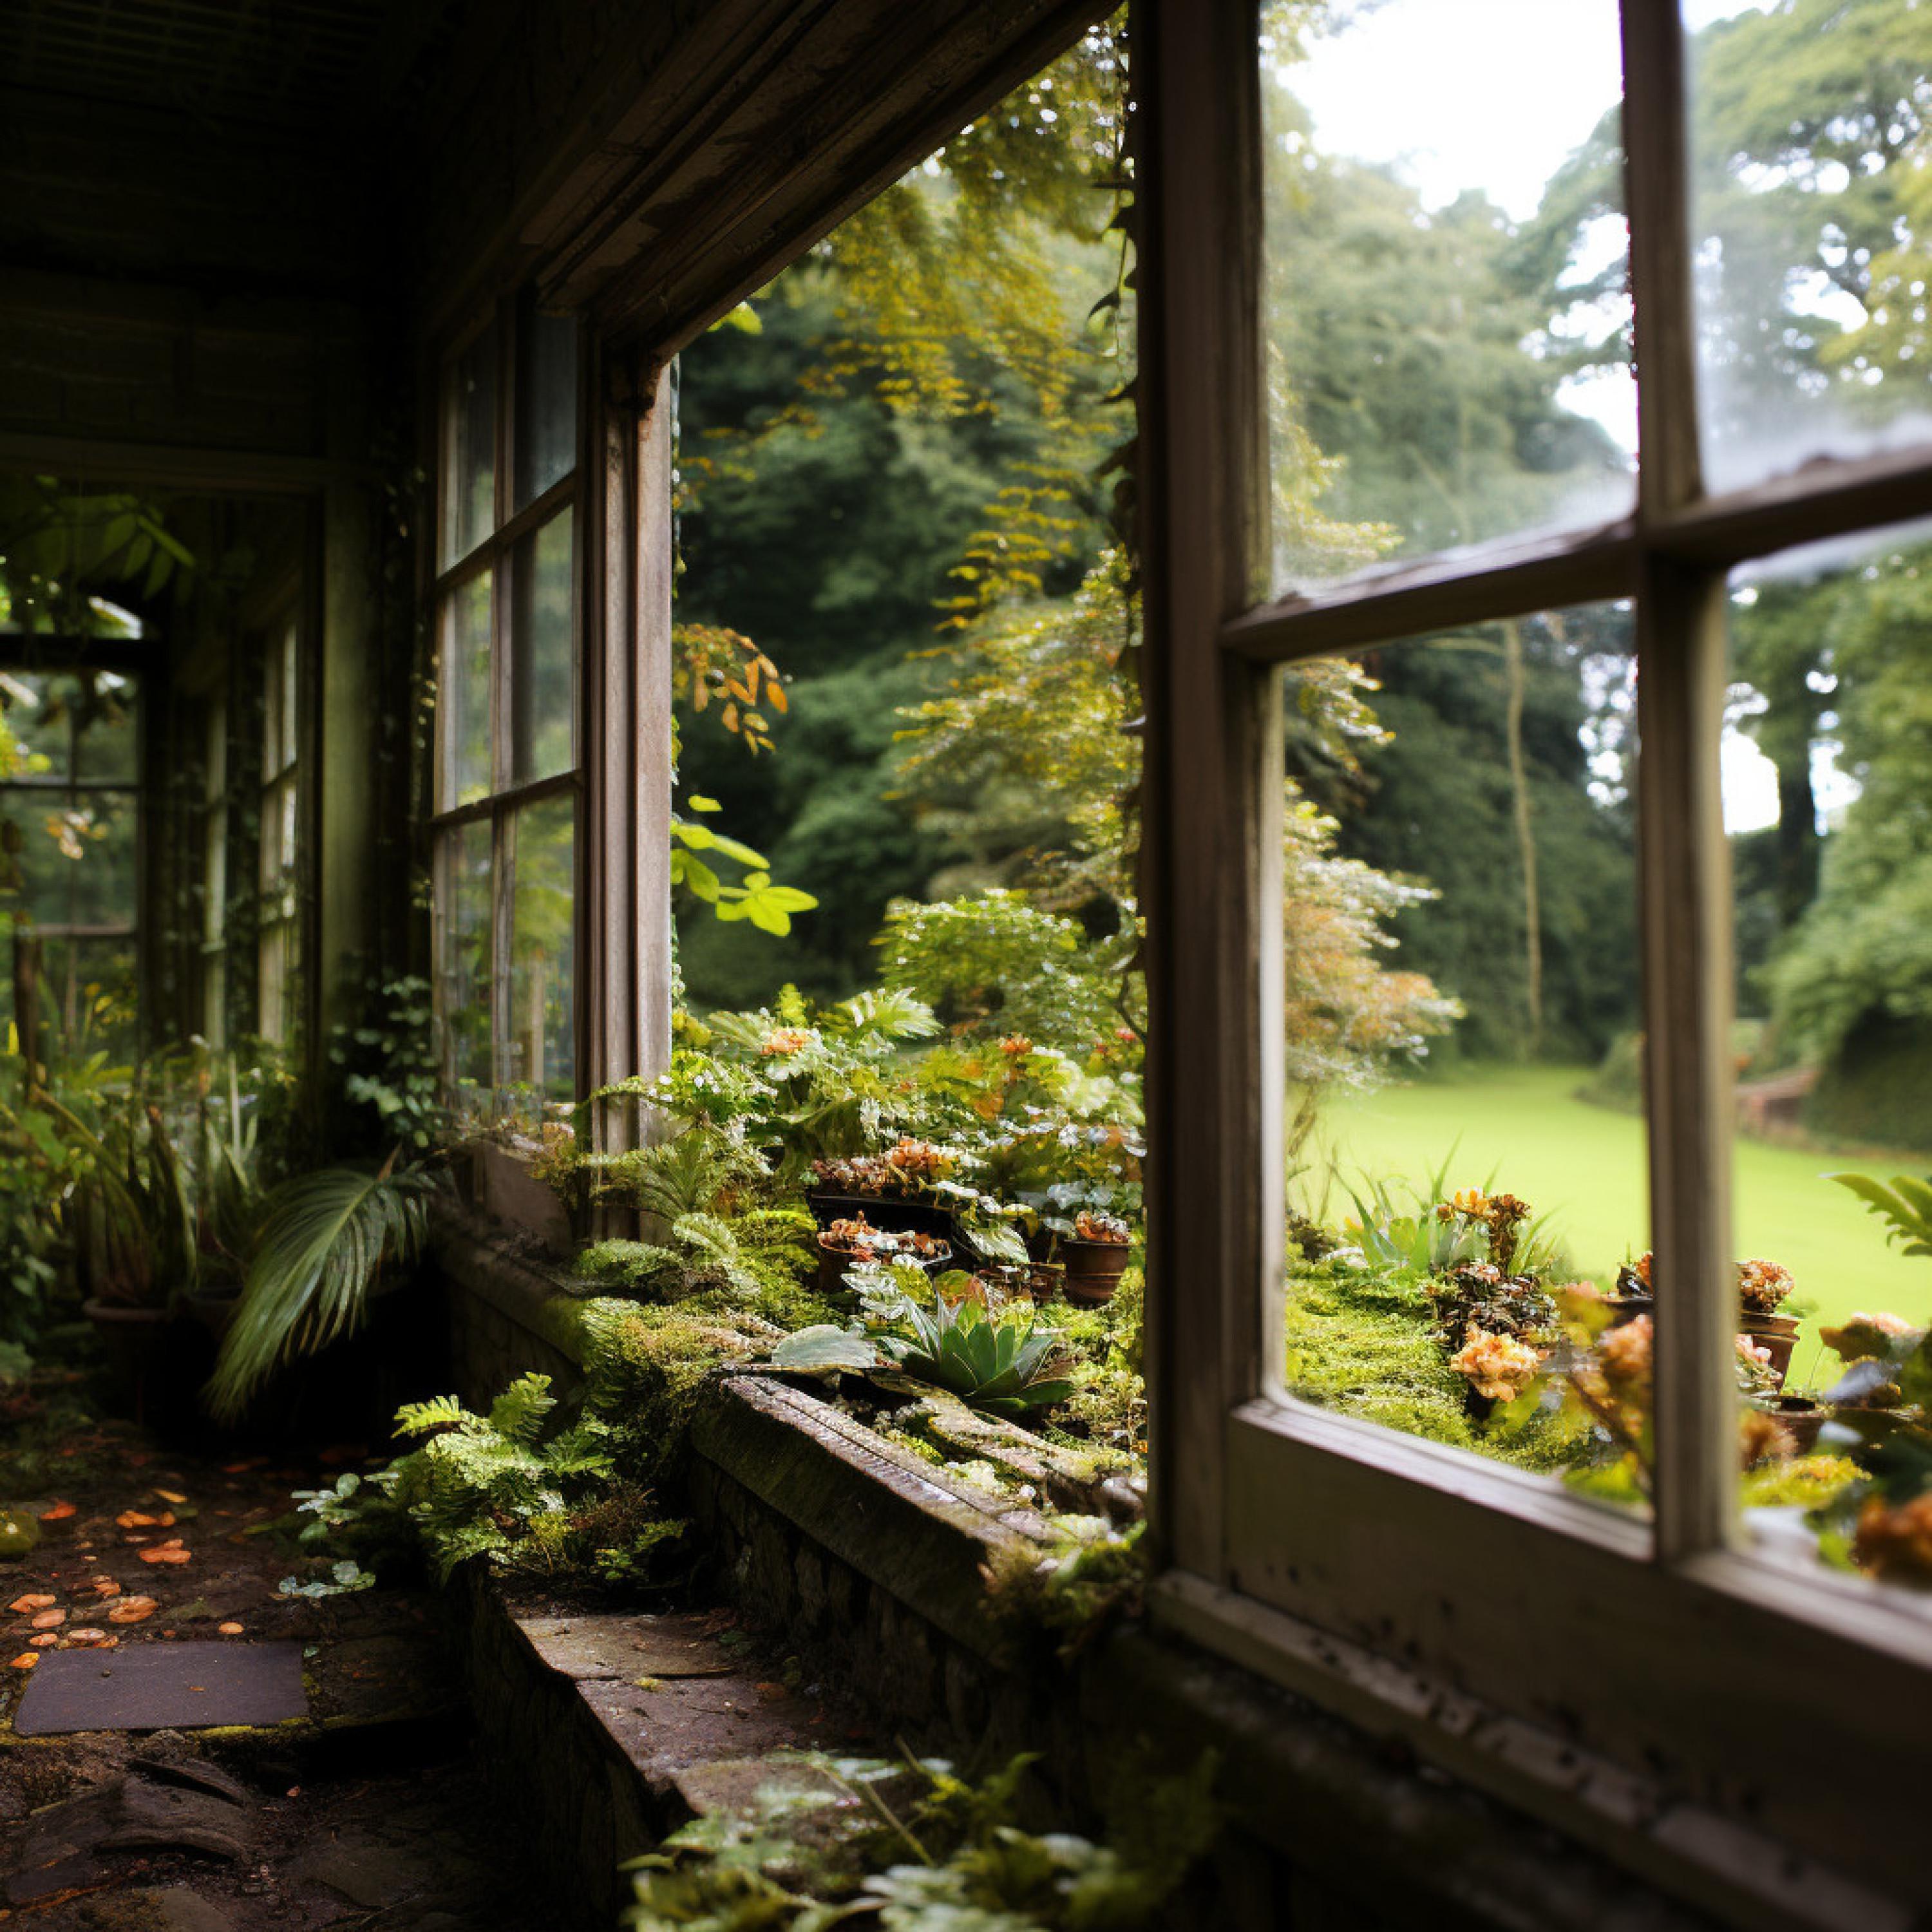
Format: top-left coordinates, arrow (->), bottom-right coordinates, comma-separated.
66,1627 -> 108,1644
91,1578 -> 122,1598
9,1594 -> 55,1615
217,1621 -> 244,1636
9,1653 -> 37,1671
107,1598 -> 156,1624
39,1501 -> 75,1522
140,1540 -> 191,1566
29,1633 -> 60,1649
116,1511 -> 158,1530
220,1459 -> 265,1474
30,1609 -> 64,1630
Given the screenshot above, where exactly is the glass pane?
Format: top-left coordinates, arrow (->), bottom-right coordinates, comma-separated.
442,569 -> 494,810
260,773 -> 298,900
1278,607 -> 1651,1515
442,321 -> 498,566
32,934 -> 138,1059
1,670 -> 71,779
439,820 -> 494,1095
261,620 -> 299,778
515,308 -> 578,509
508,795 -> 574,1108
1260,1 -> 1633,596
8,787 -> 138,927
71,671 -> 138,783
1689,5 -> 1932,495
509,510 -> 575,785
1724,518 -> 1932,1598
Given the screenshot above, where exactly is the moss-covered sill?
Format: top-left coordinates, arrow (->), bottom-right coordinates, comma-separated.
430,1204 -> 1801,1932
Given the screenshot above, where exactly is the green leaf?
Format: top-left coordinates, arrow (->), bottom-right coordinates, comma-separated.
772,1325 -> 878,1373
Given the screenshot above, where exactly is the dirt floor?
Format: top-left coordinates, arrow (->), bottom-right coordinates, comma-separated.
0,1371 -> 557,1930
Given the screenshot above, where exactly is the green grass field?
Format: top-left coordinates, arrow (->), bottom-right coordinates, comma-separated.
1311,1064 -> 1932,1387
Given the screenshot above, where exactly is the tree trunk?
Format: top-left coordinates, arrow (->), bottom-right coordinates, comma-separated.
1502,619 -> 1542,1056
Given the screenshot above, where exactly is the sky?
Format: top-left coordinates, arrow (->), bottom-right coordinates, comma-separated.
1283,0 -> 1823,833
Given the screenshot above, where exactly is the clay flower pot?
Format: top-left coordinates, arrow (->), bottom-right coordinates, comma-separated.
1057,1238 -> 1130,1307
1739,1310 -> 1802,1391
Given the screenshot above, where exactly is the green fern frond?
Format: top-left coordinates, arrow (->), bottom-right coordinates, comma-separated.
393,1394 -> 466,1437
487,1372 -> 557,1444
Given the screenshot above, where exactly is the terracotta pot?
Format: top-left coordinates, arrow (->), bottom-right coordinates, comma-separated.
82,1297 -> 177,1423
816,1235 -> 951,1299
1768,1395 -> 1825,1454
1057,1238 -> 1130,1306
1740,1309 -> 1801,1390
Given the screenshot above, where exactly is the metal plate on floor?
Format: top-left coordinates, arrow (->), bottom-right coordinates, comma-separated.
13,1642 -> 307,1736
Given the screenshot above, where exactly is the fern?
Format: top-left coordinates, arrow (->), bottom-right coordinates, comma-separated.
488,1372 -> 558,1444
393,1394 -> 466,1437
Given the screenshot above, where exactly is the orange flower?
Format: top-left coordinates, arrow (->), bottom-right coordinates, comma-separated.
1449,1327 -> 1541,1403
759,1027 -> 815,1057
1853,1493 -> 1932,1586
1599,1314 -> 1654,1402
999,1035 -> 1034,1057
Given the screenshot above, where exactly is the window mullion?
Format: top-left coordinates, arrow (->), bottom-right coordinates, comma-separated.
1141,0 -> 1271,1586
1620,0 -> 1734,1562
1634,562 -> 1737,1563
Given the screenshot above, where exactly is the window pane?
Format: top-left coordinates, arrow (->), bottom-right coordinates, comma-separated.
438,820 -> 495,1095
515,308 -> 578,510
2,670 -> 71,779
9,787 -> 138,927
442,321 -> 498,566
1278,608 -> 1651,1514
1689,5 -> 1931,495
442,568 -> 494,810
258,918 -> 292,1046
508,795 -> 574,1107
509,510 -> 574,786
8,933 -> 140,1059
1260,1 -> 1633,596
72,671 -> 138,784
1724,518 -> 1932,1600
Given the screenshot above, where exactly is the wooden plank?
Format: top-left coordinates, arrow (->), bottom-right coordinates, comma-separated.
1221,522 -> 1637,662
1139,0 -> 1269,1585
0,430 -> 345,494
633,363 -> 676,1104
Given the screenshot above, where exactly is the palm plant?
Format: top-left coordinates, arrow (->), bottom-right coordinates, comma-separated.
205,1154 -> 433,1423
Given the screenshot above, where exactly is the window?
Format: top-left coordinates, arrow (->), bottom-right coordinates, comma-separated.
199,690 -> 228,1046
0,664 -> 140,1059
432,297 -> 580,1116
258,616 -> 300,1048
1141,0 -> 1932,1905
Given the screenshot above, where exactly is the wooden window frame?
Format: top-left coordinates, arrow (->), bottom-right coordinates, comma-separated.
428,290 -> 673,1143
257,612 -> 301,1048
430,294 -> 587,1112
1138,0 -> 1932,1913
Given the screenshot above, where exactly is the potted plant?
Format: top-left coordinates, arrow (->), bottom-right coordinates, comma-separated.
815,1213 -> 951,1298
1735,1258 -> 1801,1387
1055,1208 -> 1132,1306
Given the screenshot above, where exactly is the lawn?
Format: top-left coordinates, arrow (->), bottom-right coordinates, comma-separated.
1312,1063 -> 1932,1387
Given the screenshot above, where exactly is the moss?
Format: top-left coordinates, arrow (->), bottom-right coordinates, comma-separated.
1741,1453 -> 1862,1510
1284,1259 -> 1588,1473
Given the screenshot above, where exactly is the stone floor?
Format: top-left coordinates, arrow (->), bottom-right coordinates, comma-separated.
0,1378 -> 552,1929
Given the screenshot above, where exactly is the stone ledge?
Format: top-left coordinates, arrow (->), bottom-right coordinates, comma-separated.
692,1373 -> 1058,1666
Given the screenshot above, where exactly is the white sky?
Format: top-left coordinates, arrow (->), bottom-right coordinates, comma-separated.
1287,0 -> 1844,834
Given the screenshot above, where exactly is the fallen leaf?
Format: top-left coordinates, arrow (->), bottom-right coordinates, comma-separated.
116,1511 -> 158,1530
29,1633 -> 60,1649
107,1598 -> 156,1624
220,1459 -> 265,1474
9,1653 -> 37,1670
285,1786 -> 301,1798
155,1489 -> 188,1505
30,1609 -> 64,1630
91,1578 -> 122,1597
66,1627 -> 108,1644
39,1501 -> 75,1522
217,1621 -> 244,1636
140,1541 -> 191,1566
8,1594 -> 55,1614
